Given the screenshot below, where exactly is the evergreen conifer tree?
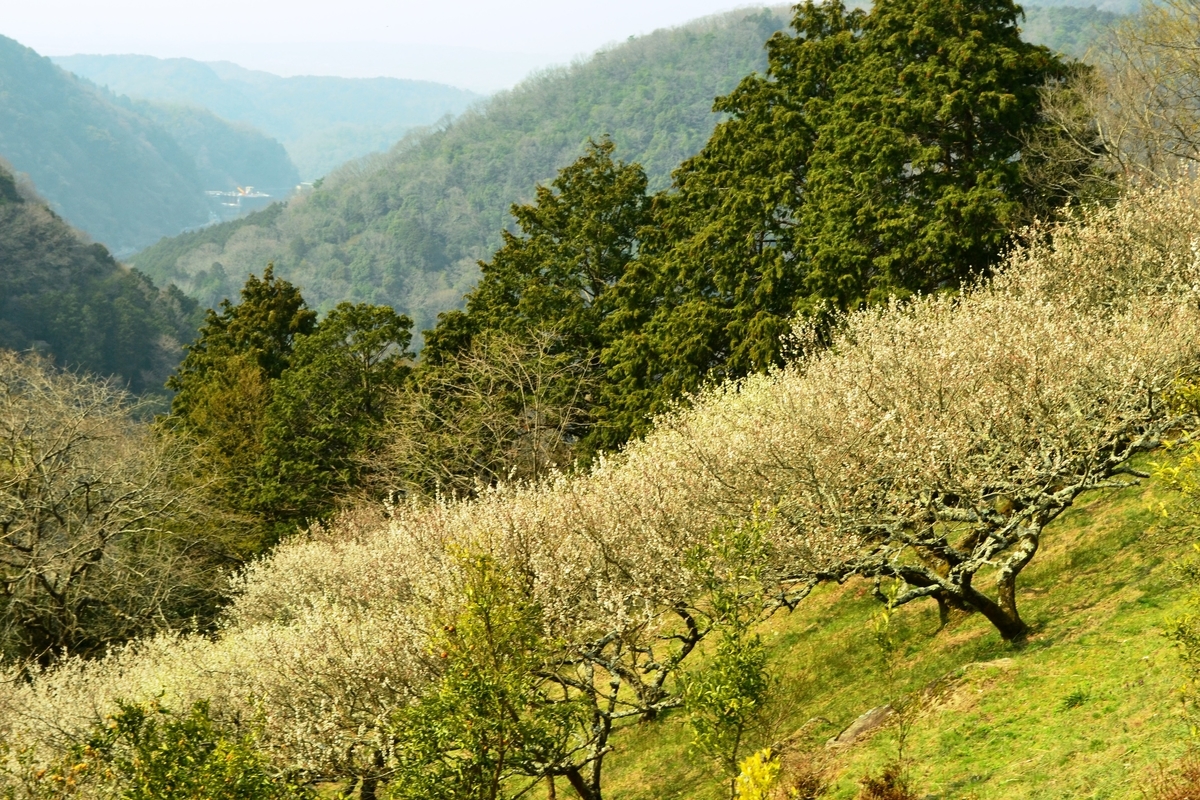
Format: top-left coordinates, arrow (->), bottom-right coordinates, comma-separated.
598,0 -> 1074,444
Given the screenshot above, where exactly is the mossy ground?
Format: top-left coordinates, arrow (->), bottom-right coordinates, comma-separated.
583,458 -> 1196,799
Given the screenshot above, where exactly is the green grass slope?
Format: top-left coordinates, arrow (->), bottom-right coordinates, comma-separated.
588,455 -> 1191,800
127,7 -> 791,334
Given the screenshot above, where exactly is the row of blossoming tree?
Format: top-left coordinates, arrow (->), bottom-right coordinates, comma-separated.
5,180 -> 1200,798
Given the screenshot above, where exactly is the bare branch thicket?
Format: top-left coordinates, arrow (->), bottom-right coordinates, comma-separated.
1087,0 -> 1200,183
0,351 -> 227,665
375,329 -> 595,500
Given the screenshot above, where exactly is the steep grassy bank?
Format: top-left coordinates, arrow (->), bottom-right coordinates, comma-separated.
596,458 -> 1190,799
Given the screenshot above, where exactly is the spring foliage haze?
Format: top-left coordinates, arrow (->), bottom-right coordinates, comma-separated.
51,55 -> 482,182
0,36 -> 210,254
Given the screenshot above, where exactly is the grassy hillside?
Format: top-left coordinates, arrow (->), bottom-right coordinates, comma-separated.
128,7 -> 791,333
52,55 -> 482,180
0,162 -> 199,394
592,459 -> 1190,799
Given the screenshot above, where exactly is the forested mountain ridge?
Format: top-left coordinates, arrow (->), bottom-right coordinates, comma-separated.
0,35 -> 300,254
124,98 -> 300,194
52,55 -> 482,180
0,36 -> 210,254
0,163 -> 200,393
1023,4 -> 1122,58
129,8 -> 792,332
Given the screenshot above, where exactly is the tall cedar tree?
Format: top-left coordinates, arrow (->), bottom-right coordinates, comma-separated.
598,0 -> 1073,445
424,139 -> 649,456
166,265 -> 317,524
255,302 -> 412,528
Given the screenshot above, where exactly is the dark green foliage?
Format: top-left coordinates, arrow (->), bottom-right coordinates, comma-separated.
73,700 -> 310,800
0,164 -> 200,394
166,266 -> 317,525
128,9 -> 790,335
256,303 -> 412,526
0,36 -> 210,253
423,138 -> 648,456
169,264 -> 317,395
449,138 -> 648,357
598,0 -> 1076,443
166,270 -> 412,541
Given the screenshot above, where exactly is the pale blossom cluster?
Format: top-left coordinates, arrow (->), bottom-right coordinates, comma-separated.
5,181 -> 1200,790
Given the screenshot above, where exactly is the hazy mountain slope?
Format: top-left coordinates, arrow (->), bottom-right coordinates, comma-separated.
1023,4 -> 1121,58
1024,0 -> 1137,15
0,36 -> 211,255
0,163 -> 199,394
52,55 -> 482,180
129,8 -> 791,332
126,99 -> 300,193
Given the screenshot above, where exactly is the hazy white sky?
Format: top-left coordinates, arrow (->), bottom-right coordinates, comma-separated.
6,0 -> 759,91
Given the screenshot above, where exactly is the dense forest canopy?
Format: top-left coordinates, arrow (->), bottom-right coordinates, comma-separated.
52,55 -> 482,180
0,163 -> 200,394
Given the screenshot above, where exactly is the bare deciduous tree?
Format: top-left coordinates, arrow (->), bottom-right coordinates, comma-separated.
0,352 -> 225,664
376,330 -> 594,499
1086,0 -> 1200,182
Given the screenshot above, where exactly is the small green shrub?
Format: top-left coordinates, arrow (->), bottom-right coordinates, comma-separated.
1060,686 -> 1091,711
75,699 -> 310,800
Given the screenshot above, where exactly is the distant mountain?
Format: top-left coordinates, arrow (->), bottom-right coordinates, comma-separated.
0,36 -> 212,254
1024,0 -> 1137,16
129,8 -> 792,331
0,36 -> 300,255
1023,4 -> 1122,58
0,162 -> 199,394
125,99 -> 300,194
51,55 -> 482,180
